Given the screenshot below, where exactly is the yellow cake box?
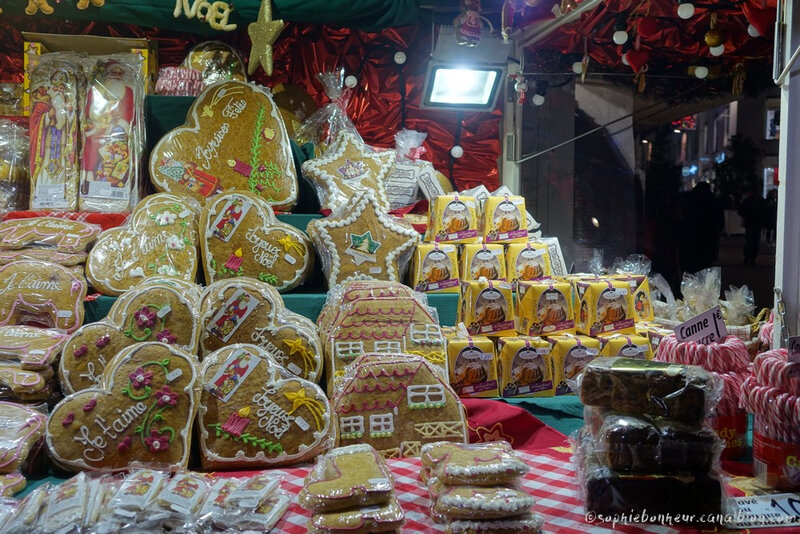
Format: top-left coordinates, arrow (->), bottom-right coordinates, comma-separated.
411,243 -> 460,293
482,195 -> 528,244
447,335 -> 499,397
575,279 -> 636,337
597,333 -> 653,360
426,194 -> 479,243
461,244 -> 507,281
459,279 -> 516,336
516,280 -> 574,336
507,241 -> 552,286
498,336 -> 555,398
549,334 -> 601,395
612,274 -> 655,322
635,323 -> 672,357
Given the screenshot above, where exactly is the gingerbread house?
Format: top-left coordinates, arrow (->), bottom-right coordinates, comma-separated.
323,296 -> 446,393
332,353 -> 467,458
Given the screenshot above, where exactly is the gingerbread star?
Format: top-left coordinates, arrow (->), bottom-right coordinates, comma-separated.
301,130 -> 395,213
247,0 -> 285,76
307,190 -> 419,288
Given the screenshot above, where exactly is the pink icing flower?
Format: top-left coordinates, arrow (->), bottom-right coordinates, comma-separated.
144,430 -> 170,453
117,436 -> 132,452
61,413 -> 74,427
155,329 -> 177,344
155,386 -> 178,408
135,307 -> 157,329
129,367 -> 153,389
95,335 -> 110,348
82,399 -> 97,412
74,345 -> 88,358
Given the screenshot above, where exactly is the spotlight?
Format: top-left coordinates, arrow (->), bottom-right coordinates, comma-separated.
677,0 -> 695,20
451,145 -> 464,158
344,75 -> 358,88
572,61 -> 584,74
709,44 -> 725,57
642,139 -> 649,144
531,80 -> 548,106
693,65 -> 709,79
747,24 -> 760,37
394,51 -> 407,65
674,129 -> 682,133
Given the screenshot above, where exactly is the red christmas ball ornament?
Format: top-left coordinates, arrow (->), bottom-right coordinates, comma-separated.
637,17 -> 659,39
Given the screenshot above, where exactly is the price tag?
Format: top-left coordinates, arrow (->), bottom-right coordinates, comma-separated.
788,336 -> 800,364
728,493 -> 800,529
674,305 -> 728,344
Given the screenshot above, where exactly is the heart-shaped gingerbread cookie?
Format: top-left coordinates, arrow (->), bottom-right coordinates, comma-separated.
0,326 -> 68,371
0,362 -> 54,402
86,194 -> 200,296
198,344 -> 332,469
199,278 -> 322,382
0,249 -> 87,267
0,217 -> 100,253
0,401 -> 46,474
0,260 -> 86,332
59,322 -> 132,394
150,81 -> 297,211
200,191 -> 313,290
46,342 -> 199,472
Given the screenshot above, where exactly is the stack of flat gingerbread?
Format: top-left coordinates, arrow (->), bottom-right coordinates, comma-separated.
299,444 -> 404,534
421,441 -> 544,534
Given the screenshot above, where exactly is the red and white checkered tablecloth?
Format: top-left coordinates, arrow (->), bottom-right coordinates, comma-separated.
225,447 -> 684,534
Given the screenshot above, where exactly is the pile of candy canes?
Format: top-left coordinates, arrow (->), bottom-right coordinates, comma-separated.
741,349 -> 800,443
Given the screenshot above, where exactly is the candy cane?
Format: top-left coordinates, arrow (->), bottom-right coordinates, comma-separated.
657,335 -> 749,373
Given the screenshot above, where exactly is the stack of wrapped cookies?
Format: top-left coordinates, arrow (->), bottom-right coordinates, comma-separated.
299,444 -> 405,534
574,357 -> 725,518
421,441 -> 544,534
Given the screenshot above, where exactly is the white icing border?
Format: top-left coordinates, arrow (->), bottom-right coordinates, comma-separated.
58,321 -> 126,394
438,488 -> 534,512
301,130 -> 394,213
149,81 -> 297,209
447,515 -> 545,533
45,342 -> 198,471
307,189 -> 419,287
200,192 -> 311,290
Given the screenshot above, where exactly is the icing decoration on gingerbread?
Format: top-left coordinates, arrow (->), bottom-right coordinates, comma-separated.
201,190 -> 312,291
46,342 -> 199,471
0,218 -> 99,253
150,81 -> 297,210
301,130 -> 394,214
0,401 -> 46,474
0,326 -> 68,371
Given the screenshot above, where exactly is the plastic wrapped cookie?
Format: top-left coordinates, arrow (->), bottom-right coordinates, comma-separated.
420,441 -> 529,485
183,42 -> 246,86
309,495 -> 405,534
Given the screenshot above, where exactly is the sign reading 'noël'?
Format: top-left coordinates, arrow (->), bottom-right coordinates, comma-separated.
674,305 -> 728,344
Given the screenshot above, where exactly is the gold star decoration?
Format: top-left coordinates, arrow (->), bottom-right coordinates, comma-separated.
247,0 -> 285,76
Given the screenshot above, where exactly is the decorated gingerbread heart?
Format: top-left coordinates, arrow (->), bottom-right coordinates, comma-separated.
0,260 -> 86,332
0,249 -> 87,267
0,326 -> 68,371
150,81 -> 297,210
59,322 -> 132,394
0,217 -> 100,253
0,362 -> 54,402
200,190 -> 313,290
46,342 -> 199,472
0,402 -> 46,474
199,278 -> 322,382
198,345 -> 332,469
86,194 -> 200,296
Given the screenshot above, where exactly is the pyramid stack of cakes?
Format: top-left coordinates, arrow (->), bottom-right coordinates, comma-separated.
421,441 -> 544,534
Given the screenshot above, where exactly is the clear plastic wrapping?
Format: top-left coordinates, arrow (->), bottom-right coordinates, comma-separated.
0,401 -> 47,474
444,515 -> 544,534
0,216 -> 100,253
0,326 -> 68,371
79,54 -> 145,213
420,441 -> 528,486
612,254 -> 652,276
721,285 -> 756,326
154,66 -> 204,97
0,119 -> 29,212
574,429 -> 723,518
459,279 -> 516,336
681,267 -> 722,319
228,488 -> 291,532
183,41 -> 247,87
430,478 -> 534,521
309,494 -> 404,534
584,411 -> 722,473
295,69 -> 360,152
575,356 -> 722,423
299,444 -> 394,513
3,483 -> 51,534
28,53 -> 83,212
306,189 -> 418,289
383,129 -> 425,211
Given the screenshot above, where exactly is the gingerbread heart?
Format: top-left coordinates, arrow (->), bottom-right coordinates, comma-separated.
0,326 -> 68,371
46,342 -> 199,472
0,260 -> 86,332
106,284 -> 201,353
200,190 -> 313,291
110,276 -> 203,308
0,473 -> 26,496
199,278 -> 322,382
149,81 -> 297,210
0,217 -> 100,253
86,194 -> 200,296
198,345 -> 332,469
0,401 -> 46,474
59,322 -> 133,394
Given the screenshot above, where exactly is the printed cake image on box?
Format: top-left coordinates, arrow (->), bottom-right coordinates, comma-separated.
426,194 -> 479,243
576,280 -> 635,337
516,280 -> 574,336
411,243 -> 459,293
482,195 -> 528,244
447,335 -> 498,398
498,336 -> 554,398
549,334 -> 600,395
459,279 -> 516,337
461,244 -> 506,281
